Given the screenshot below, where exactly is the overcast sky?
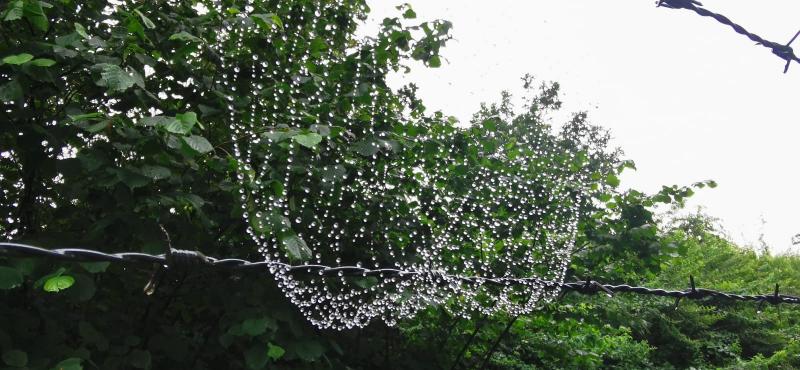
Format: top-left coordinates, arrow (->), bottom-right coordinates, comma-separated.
362,0 -> 800,253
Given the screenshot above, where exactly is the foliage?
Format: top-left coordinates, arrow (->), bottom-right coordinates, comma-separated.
0,0 -> 448,368
1,0 -> 798,369
401,212 -> 800,369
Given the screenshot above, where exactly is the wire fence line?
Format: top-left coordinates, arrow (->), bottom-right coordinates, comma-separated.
2,242 -> 799,307
656,0 -> 800,73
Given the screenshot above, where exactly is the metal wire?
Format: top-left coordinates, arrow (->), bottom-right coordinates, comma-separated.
656,0 -> 800,73
1,242 -> 798,306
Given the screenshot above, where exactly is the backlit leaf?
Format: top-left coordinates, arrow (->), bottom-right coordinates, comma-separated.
44,275 -> 75,292
267,344 -> 285,361
134,9 -> 155,29
2,53 -> 33,65
30,58 -> 56,67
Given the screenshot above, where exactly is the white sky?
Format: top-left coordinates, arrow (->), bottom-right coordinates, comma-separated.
362,0 -> 800,253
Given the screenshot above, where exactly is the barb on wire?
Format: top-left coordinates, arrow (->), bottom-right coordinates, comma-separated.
1,242 -> 799,307
656,0 -> 800,73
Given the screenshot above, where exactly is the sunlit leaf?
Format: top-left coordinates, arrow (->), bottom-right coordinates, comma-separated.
30,58 -> 56,67
2,53 -> 33,65
44,275 -> 75,292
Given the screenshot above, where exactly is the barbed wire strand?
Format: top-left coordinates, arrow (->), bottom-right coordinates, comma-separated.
1,242 -> 798,306
656,0 -> 800,73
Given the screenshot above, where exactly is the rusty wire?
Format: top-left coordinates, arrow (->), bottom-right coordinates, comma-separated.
656,0 -> 800,73
1,242 -> 798,307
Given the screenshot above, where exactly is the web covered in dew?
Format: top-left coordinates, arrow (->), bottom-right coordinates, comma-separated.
213,0 -> 590,329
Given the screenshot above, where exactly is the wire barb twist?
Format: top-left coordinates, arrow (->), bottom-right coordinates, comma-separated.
656,0 -> 800,73
1,242 -> 799,306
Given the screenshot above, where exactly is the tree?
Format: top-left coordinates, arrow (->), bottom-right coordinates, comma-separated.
0,0 -> 451,367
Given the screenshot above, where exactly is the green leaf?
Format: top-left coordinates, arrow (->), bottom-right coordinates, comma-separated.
292,133 -> 323,149
30,58 -> 56,67
69,112 -> 104,122
140,115 -> 173,127
245,344 -> 269,370
117,168 -> 150,189
2,1 -> 23,21
251,13 -> 283,31
352,276 -> 379,289
309,38 -> 328,57
127,16 -> 145,40
134,9 -> 155,29
0,80 -> 22,102
605,173 -> 620,187
22,0 -> 48,31
34,267 -> 65,289
74,22 -> 89,39
162,119 -> 190,134
169,31 -> 202,43
80,261 -> 110,273
249,210 -> 287,235
182,135 -> 214,154
263,130 -> 297,143
44,275 -> 75,292
2,53 -> 33,65
83,120 -> 110,133
52,45 -> 78,58
267,344 -> 285,361
0,266 -> 22,289
11,258 -> 35,276
321,164 -> 347,184
352,140 -> 380,156
280,233 -> 312,261
428,55 -> 442,68
351,138 -> 398,157
2,349 -> 27,367
50,358 -> 82,370
140,165 -> 171,180
290,340 -> 325,362
141,115 -> 186,133
241,317 -> 276,337
92,63 -> 136,93
176,112 -> 198,132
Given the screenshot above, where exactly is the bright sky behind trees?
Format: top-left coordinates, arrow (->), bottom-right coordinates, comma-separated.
363,0 -> 800,253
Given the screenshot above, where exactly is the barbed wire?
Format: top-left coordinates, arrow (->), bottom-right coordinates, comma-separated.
656,0 -> 800,73
1,242 -> 798,308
